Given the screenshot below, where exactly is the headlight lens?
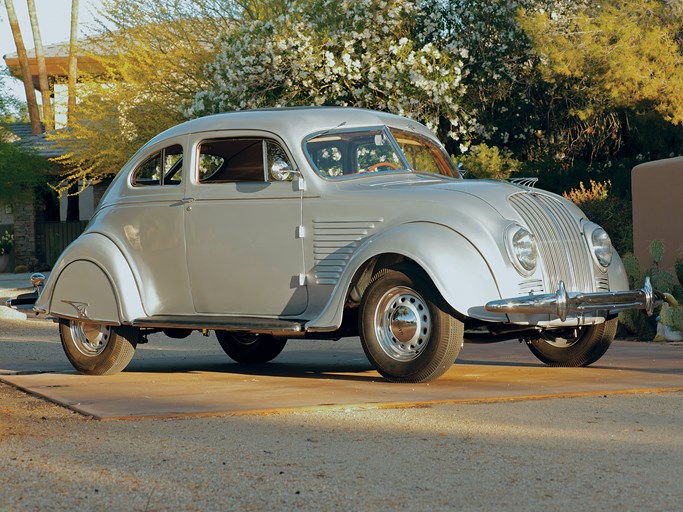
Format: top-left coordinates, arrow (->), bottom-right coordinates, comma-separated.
591,227 -> 613,268
507,226 -> 537,274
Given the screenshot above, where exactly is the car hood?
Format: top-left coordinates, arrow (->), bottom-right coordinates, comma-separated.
334,173 -> 576,220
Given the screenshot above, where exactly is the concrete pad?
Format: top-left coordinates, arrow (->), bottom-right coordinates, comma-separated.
1,340 -> 681,420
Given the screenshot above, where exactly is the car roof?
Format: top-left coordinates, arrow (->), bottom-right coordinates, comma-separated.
144,107 -> 435,147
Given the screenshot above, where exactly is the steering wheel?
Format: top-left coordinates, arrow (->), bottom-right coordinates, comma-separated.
366,162 -> 399,172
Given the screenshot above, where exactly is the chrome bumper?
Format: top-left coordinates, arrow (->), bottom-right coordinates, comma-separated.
485,277 -> 656,322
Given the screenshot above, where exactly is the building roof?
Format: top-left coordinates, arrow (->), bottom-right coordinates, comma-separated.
4,123 -> 63,159
3,38 -> 106,89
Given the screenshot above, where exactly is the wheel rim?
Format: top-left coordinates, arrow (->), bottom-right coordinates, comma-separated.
233,333 -> 260,346
540,327 -> 584,348
373,286 -> 431,361
70,321 -> 111,357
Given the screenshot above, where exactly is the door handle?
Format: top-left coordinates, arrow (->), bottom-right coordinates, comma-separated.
180,197 -> 195,211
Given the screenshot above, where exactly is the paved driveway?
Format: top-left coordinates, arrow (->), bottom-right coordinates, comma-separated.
1,318 -> 681,420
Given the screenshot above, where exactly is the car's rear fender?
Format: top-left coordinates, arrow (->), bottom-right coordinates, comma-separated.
36,233 -> 146,324
305,222 -> 504,331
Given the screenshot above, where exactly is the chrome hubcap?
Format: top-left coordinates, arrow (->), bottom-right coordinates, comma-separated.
374,286 -> 431,361
70,321 -> 111,357
541,327 -> 583,348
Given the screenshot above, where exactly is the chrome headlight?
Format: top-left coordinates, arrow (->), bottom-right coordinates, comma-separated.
506,225 -> 538,275
590,226 -> 613,269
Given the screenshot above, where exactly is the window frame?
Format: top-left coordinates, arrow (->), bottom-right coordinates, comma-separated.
130,144 -> 184,188
193,135 -> 295,185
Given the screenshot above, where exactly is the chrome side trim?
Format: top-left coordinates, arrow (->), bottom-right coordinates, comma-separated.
130,315 -> 305,335
485,277 -> 657,322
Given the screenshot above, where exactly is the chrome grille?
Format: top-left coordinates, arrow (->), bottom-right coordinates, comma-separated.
313,219 -> 383,285
509,192 -> 595,293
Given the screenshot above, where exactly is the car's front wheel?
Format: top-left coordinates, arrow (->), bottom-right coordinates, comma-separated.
525,317 -> 618,367
359,264 -> 464,383
215,332 -> 287,363
59,319 -> 139,375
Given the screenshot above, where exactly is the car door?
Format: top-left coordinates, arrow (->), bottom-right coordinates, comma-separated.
183,133 -> 307,316
103,137 -> 195,316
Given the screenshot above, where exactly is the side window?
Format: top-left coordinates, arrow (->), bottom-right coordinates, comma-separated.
266,140 -> 295,181
198,138 -> 294,183
132,144 -> 183,187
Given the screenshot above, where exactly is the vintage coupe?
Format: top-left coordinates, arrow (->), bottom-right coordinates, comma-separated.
35,107 -> 654,382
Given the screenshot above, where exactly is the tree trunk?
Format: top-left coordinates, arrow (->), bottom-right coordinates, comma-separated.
27,0 -> 53,130
67,0 -> 79,126
4,0 -> 42,134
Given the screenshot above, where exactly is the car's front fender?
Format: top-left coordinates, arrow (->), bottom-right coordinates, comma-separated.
305,222 -> 505,330
35,233 -> 146,324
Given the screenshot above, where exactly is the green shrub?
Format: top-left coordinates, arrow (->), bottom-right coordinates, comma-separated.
562,179 -> 632,255
459,144 -> 522,180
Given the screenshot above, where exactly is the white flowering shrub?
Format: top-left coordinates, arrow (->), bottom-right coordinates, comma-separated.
190,0 -> 473,146
418,0 -> 582,155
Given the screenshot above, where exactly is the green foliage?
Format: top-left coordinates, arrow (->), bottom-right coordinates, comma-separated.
562,179 -> 632,254
651,269 -> 676,296
622,240 -> 683,339
649,240 -> 665,266
619,309 -> 657,341
621,253 -> 641,288
460,144 -> 521,180
0,138 -> 51,203
40,0 -> 683,217
669,305 -> 683,332
47,0 -> 242,193
675,250 -> 683,285
0,68 -> 25,123
663,250 -> 683,332
672,285 -> 683,304
519,0 -> 683,163
192,0 -> 471,147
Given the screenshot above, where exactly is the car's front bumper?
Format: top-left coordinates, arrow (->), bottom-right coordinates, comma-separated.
485,277 -> 656,322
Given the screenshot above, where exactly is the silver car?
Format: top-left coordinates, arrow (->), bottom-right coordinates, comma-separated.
35,107 -> 654,382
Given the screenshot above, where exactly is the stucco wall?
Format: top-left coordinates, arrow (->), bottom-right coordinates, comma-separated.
632,157 -> 683,272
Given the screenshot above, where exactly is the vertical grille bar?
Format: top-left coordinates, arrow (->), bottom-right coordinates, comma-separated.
509,193 -> 596,293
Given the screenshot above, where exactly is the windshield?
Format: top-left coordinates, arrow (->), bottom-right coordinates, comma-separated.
389,128 -> 459,178
304,126 -> 460,179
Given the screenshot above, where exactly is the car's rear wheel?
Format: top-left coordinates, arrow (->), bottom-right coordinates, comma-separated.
59,319 -> 139,375
215,332 -> 287,363
359,264 -> 464,383
525,317 -> 618,367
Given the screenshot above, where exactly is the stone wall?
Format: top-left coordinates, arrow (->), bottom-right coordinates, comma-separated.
12,197 -> 36,269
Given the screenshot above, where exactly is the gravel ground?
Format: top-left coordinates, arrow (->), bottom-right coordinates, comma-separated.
1,381 -> 681,511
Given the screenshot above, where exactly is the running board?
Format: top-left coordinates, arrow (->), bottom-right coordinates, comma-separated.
130,315 -> 305,335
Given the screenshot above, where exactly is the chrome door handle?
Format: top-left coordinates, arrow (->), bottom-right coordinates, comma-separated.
181,197 -> 195,203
